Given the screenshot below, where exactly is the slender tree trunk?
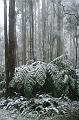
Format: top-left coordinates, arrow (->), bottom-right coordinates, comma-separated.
4,0 -> 9,98
75,26 -> 78,69
15,13 -> 18,67
50,2 -> 53,61
29,0 -> 34,61
42,0 -> 46,62
46,0 -> 49,62
37,0 -> 42,60
34,0 -> 37,58
70,31 -> 73,62
73,26 -> 78,99
22,0 -> 27,65
9,0 -> 15,80
57,0 -> 63,57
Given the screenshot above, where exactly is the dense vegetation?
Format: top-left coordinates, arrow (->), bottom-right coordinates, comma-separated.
0,0 -> 79,120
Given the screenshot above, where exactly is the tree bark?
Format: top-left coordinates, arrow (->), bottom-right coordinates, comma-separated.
4,0 -> 9,98
42,0 -> 46,62
22,0 -> 27,65
9,0 -> 15,80
57,0 -> 63,57
29,0 -> 34,61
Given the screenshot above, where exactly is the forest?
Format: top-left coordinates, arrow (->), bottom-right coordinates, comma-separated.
0,0 -> 79,120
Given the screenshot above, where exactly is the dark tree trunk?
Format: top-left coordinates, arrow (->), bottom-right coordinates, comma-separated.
14,13 -> 18,67
4,0 -> 9,98
4,0 -> 15,98
9,0 -> 15,80
22,0 -> 27,65
29,0 -> 34,61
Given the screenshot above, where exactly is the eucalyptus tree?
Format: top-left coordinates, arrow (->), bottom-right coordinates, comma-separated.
65,1 -> 79,68
28,0 -> 34,61
4,0 -> 16,97
22,0 -> 27,65
9,0 -> 16,79
4,0 -> 9,97
42,0 -> 47,62
57,0 -> 63,57
64,1 -> 79,98
49,0 -> 56,61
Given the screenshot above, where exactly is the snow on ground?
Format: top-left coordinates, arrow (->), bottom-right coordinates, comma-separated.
0,109 -> 17,120
0,94 -> 79,120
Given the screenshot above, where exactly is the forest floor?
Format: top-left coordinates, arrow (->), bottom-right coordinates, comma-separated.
0,108 -> 23,120
0,95 -> 79,120
0,109 -> 16,120
0,63 -> 79,120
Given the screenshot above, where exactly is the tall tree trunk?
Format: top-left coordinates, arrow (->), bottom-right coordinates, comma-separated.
75,26 -> 78,69
34,0 -> 37,59
46,0 -> 50,62
9,0 -> 15,80
29,0 -> 34,61
50,2 -> 53,61
4,0 -> 9,98
22,0 -> 27,65
42,0 -> 46,62
38,0 -> 42,61
57,0 -> 63,57
75,26 -> 78,98
15,13 -> 18,67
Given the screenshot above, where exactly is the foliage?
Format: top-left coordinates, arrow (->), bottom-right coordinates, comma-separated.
45,55 -> 77,99
10,55 -> 78,100
10,61 -> 47,98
